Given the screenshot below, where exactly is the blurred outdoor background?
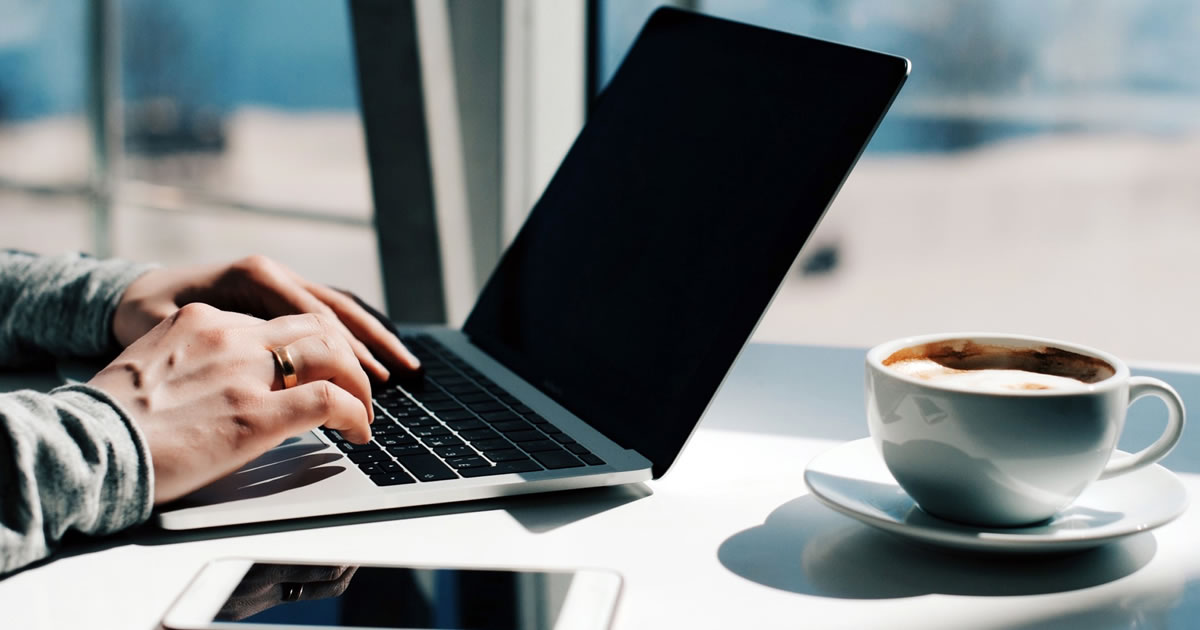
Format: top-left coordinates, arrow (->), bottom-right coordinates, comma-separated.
1,0 -> 1198,363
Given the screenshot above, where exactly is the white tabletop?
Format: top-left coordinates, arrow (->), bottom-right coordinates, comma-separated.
3,342 -> 1200,630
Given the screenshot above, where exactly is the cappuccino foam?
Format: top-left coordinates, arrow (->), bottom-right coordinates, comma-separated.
887,358 -> 1092,392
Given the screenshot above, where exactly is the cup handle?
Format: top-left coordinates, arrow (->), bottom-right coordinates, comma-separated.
1099,376 -> 1186,480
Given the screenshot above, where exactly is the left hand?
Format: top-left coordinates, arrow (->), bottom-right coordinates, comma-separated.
112,255 -> 419,382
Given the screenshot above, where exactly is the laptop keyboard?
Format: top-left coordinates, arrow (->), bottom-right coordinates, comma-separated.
320,334 -> 605,486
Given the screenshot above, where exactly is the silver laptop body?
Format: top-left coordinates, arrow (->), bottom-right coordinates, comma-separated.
158,327 -> 653,529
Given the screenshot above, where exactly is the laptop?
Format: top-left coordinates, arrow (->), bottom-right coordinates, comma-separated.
156,8 -> 909,529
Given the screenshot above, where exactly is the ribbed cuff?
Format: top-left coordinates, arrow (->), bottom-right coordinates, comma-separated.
50,384 -> 155,533
78,257 -> 159,356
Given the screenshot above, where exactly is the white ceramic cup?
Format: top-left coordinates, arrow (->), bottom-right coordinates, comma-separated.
865,333 -> 1185,527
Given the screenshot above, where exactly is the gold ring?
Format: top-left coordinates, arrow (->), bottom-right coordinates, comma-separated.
271,346 -> 299,389
281,582 -> 304,602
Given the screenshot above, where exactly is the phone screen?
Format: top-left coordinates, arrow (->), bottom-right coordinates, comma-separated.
212,563 -> 576,629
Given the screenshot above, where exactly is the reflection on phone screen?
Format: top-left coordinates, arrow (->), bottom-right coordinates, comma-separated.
215,563 -> 574,629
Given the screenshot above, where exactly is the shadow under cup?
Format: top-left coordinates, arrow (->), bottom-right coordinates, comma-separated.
865,334 -> 1184,528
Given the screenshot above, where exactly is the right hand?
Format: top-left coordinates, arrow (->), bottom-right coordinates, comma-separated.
89,303 -> 374,504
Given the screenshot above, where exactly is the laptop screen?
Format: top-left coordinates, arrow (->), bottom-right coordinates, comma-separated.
464,8 -> 908,477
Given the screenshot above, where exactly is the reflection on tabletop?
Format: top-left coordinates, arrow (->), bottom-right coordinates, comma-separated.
218,564 -> 359,621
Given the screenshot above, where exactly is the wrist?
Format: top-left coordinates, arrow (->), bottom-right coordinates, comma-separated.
111,267 -> 168,348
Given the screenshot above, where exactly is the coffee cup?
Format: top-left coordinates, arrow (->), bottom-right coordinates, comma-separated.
865,333 -> 1185,527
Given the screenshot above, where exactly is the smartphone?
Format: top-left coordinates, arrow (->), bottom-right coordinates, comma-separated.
161,559 -> 623,630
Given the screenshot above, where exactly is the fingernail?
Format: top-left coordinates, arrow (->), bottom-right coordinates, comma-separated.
401,347 -> 421,370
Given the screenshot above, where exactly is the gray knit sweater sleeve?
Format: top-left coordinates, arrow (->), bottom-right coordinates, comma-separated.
0,251 -> 156,574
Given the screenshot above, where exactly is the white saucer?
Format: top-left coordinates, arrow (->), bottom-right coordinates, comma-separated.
803,438 -> 1189,553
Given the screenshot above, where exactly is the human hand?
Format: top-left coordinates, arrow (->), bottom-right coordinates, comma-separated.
91,303 -> 375,503
216,564 -> 359,621
112,255 -> 419,382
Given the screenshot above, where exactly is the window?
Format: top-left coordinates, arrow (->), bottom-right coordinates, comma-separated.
0,0 -> 92,253
596,0 -> 1200,362
0,0 -> 383,305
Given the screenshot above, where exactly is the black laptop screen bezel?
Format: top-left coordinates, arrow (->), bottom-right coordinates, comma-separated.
463,8 -> 909,478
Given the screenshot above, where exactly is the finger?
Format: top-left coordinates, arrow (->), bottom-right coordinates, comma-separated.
267,380 -> 372,443
280,567 -> 358,601
296,579 -> 354,602
245,273 -> 394,382
304,282 -> 422,372
260,564 -> 352,587
255,311 -> 385,383
272,335 -> 374,423
256,314 -> 374,422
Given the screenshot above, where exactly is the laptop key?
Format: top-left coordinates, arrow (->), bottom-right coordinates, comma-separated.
523,413 -> 551,426
347,451 -> 391,464
446,456 -> 490,469
530,449 -> 583,469
480,411 -> 519,423
359,461 -> 403,475
456,392 -> 493,404
468,401 -> 506,413
565,443 -> 591,455
386,443 -> 430,457
580,454 -> 606,466
491,419 -> 533,433
520,439 -> 562,453
458,460 -> 542,477
322,428 -> 349,441
445,418 -> 486,432
370,472 -> 416,486
439,410 -> 477,421
422,435 -> 465,448
409,426 -> 452,438
388,407 -> 428,418
433,445 -> 476,459
460,428 -> 501,442
371,424 -> 410,436
397,417 -> 439,429
337,441 -> 382,453
507,430 -> 545,443
485,449 -> 531,463
425,401 -> 466,413
396,379 -> 430,394
472,438 -> 515,452
376,435 -> 416,448
397,455 -> 458,481
549,432 -> 576,444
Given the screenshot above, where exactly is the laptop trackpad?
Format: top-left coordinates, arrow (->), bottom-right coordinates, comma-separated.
168,432 -> 347,508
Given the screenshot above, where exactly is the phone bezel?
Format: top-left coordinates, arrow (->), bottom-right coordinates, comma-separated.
161,557 -> 622,630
